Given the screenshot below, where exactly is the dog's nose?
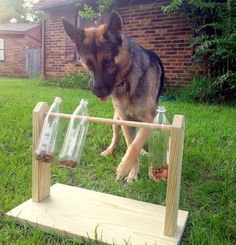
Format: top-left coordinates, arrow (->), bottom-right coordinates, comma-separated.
92,85 -> 111,98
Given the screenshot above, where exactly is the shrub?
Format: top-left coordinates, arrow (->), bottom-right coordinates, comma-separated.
168,75 -> 236,104
41,72 -> 92,90
177,77 -> 215,103
163,0 -> 236,103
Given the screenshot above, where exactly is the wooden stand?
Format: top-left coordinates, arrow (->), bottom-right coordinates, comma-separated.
6,102 -> 188,245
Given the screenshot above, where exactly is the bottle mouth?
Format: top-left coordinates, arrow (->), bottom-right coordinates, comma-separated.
157,106 -> 166,112
54,96 -> 63,104
80,99 -> 88,105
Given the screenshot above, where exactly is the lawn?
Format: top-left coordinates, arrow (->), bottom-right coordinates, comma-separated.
0,77 -> 235,245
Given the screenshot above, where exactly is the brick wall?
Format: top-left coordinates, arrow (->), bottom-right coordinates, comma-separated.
42,1 -> 194,85
43,4 -> 84,78
119,2 -> 193,85
0,36 -> 38,77
44,15 -> 82,77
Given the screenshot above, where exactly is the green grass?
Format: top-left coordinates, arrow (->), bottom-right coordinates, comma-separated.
0,77 -> 235,244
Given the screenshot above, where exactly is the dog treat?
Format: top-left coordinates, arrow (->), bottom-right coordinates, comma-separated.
36,151 -> 53,163
149,163 -> 168,182
59,159 -> 77,168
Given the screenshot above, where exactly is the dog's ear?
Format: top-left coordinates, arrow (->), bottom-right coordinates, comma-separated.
62,18 -> 84,45
104,11 -> 123,45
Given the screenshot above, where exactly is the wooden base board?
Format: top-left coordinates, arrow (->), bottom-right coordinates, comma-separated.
6,183 -> 188,245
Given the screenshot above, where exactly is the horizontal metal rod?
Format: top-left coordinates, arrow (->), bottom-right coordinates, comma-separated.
50,112 -> 172,131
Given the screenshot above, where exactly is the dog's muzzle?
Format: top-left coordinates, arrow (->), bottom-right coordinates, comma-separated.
92,84 -> 113,98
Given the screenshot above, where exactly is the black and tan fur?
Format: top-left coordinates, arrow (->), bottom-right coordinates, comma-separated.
62,12 -> 164,182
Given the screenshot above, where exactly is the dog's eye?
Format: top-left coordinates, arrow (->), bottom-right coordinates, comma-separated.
103,59 -> 113,70
86,59 -> 94,71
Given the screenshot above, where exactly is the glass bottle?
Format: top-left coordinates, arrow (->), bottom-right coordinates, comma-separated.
59,99 -> 89,168
148,106 -> 170,181
35,97 -> 63,162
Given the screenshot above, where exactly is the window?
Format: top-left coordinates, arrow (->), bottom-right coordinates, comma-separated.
75,14 -> 93,64
64,15 -> 84,64
0,39 -> 4,61
75,15 -> 83,64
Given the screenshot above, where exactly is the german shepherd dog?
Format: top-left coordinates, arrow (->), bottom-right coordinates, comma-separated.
62,12 -> 164,182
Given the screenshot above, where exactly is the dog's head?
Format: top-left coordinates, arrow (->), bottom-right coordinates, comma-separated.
62,12 -> 123,98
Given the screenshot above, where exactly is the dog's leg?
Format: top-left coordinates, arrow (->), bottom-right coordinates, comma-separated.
116,114 -> 153,182
121,125 -> 135,147
101,112 -> 120,156
122,125 -> 149,157
117,127 -> 151,181
122,126 -> 148,156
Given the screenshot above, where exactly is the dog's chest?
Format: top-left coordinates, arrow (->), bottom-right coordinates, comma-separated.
112,97 -> 143,121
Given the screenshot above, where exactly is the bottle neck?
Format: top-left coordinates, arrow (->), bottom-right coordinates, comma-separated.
154,111 -> 169,125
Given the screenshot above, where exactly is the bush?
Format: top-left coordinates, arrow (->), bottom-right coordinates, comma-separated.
40,72 -> 92,90
169,75 -> 236,104
176,78 -> 215,103
163,0 -> 236,104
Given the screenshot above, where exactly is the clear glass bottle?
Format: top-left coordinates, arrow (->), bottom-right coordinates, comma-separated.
148,106 -> 170,181
35,97 -> 63,162
59,99 -> 89,168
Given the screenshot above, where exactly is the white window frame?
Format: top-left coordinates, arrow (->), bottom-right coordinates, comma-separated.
77,14 -> 83,28
0,39 -> 4,61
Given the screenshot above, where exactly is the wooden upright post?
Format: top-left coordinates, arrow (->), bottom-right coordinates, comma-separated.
164,115 -> 185,236
32,102 -> 51,202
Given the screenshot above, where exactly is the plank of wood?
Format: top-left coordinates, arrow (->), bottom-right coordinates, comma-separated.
32,102 -> 51,202
7,183 -> 188,245
49,112 -> 172,131
164,115 -> 185,236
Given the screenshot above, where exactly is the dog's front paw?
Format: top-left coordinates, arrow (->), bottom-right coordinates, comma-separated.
101,146 -> 114,156
125,164 -> 139,182
116,156 -> 139,182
